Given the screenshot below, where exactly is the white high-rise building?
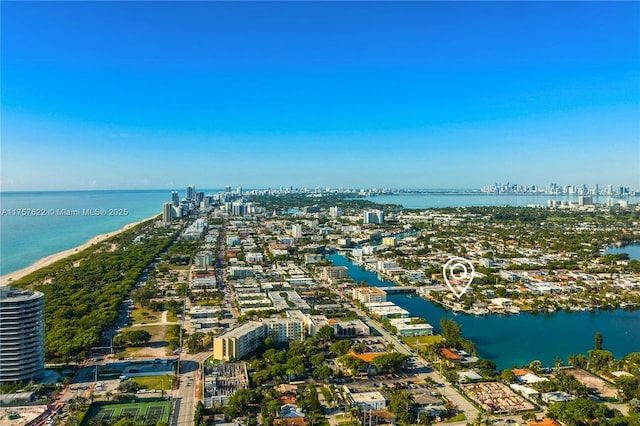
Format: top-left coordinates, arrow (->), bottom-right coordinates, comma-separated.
0,288 -> 45,383
363,209 -> 384,224
329,206 -> 342,218
291,224 -> 303,238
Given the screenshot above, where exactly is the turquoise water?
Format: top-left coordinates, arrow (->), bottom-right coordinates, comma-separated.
328,253 -> 640,369
366,193 -> 640,209
605,243 -> 640,260
0,190 -> 170,274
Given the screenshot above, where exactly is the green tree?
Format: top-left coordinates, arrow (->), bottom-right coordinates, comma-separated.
501,369 -> 517,384
595,332 -> 603,351
439,318 -> 462,345
337,354 -> 363,376
329,340 -> 352,356
313,365 -> 333,380
588,349 -> 614,371
194,401 -> 205,426
117,380 -> 141,393
528,360 -> 542,375
370,352 -> 409,375
389,389 -> 415,425
568,354 -> 588,369
315,325 -> 335,343
615,376 -> 640,401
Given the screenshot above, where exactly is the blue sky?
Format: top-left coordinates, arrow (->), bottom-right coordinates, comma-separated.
1,1 -> 639,191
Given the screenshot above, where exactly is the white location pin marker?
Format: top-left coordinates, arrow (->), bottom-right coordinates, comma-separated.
443,257 -> 475,299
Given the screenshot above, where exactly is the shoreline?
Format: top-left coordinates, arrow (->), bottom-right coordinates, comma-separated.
0,214 -> 160,286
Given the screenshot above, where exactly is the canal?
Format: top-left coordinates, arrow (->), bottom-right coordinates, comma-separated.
328,253 -> 640,370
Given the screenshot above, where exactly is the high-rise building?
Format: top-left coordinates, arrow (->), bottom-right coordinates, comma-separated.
163,202 -> 174,224
186,185 -> 196,202
171,191 -> 179,207
213,322 -> 265,362
329,206 -> 342,218
291,224 -> 303,238
196,192 -> 205,205
363,209 -> 384,224
232,203 -> 247,216
0,287 -> 45,383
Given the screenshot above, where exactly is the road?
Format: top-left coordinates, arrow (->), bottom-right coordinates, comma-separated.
170,351 -> 211,426
335,289 -> 481,423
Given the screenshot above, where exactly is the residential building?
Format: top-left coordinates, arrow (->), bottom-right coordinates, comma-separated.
0,288 -> 45,383
320,266 -> 348,281
382,237 -> 397,247
194,251 -> 214,267
213,322 -> 265,361
262,318 -> 305,342
363,210 -> 384,224
348,391 -> 387,410
353,287 -> 387,304
328,318 -> 370,337
329,206 -> 342,218
186,185 -> 196,202
162,202 -> 174,224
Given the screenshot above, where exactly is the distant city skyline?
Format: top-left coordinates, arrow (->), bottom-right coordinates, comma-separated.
1,1 -> 639,191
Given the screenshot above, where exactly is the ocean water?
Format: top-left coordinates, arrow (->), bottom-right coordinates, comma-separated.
2,190 -> 637,277
328,253 -> 640,369
0,190 -> 171,275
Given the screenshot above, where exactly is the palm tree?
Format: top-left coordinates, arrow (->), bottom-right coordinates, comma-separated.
554,356 -> 563,372
348,404 -> 364,425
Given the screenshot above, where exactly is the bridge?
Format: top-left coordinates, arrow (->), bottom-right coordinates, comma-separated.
372,286 -> 418,294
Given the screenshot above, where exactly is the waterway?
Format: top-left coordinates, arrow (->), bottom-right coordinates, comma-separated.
365,193 -> 639,209
328,253 -> 640,370
605,242 -> 640,260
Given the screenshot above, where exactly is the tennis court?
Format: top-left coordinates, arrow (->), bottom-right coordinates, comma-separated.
82,399 -> 171,425
145,405 -> 165,421
121,407 -> 140,418
96,409 -> 114,421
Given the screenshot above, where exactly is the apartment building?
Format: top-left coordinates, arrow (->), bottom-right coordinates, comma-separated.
353,286 -> 387,304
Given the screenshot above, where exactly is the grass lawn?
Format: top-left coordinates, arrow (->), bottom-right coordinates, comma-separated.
166,311 -> 179,322
122,325 -> 164,339
169,265 -> 191,270
445,413 -> 466,423
338,422 -> 359,426
132,375 -> 174,391
320,386 -> 334,404
131,308 -> 162,325
402,335 -> 444,349
310,415 -> 330,426
114,325 -> 169,358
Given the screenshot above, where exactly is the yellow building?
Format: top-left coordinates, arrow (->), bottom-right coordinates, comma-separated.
382,237 -> 397,247
213,321 -> 265,362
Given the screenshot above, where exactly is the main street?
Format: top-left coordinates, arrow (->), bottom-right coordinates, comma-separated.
170,351 -> 211,426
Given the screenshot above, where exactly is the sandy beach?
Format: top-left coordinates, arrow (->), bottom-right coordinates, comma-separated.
0,215 -> 159,286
